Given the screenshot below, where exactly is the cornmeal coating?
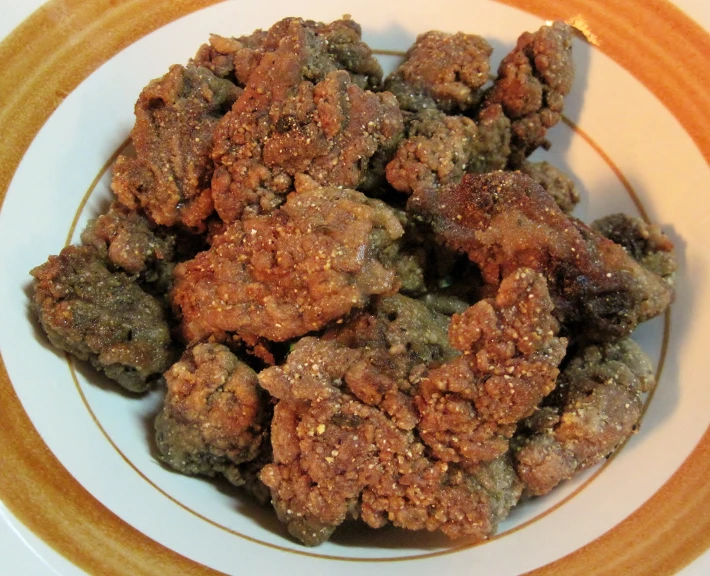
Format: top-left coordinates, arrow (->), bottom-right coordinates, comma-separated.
170,185 -> 403,346
259,337 -> 522,546
592,213 -> 677,283
155,343 -> 267,487
513,339 -> 655,495
30,246 -> 174,392
112,64 -> 241,231
414,268 -> 567,466
193,17 -> 383,90
210,18 -> 403,222
410,171 -> 675,341
386,109 -> 508,196
385,31 -> 492,113
480,21 -> 574,166
520,160 -> 580,214
81,201 -> 176,292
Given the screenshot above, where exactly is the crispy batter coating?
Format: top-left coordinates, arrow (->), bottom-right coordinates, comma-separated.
193,17 -> 383,90
520,160 -> 580,214
386,108 -> 508,196
415,268 -> 567,466
209,18 -> 402,222
259,337 -> 522,546
480,21 -> 574,166
112,64 -> 241,231
513,339 -> 655,495
410,171 -> 675,341
171,185 -> 403,346
30,246 -> 174,392
592,213 -> 677,283
81,201 -> 176,294
385,31 -> 492,113
155,343 -> 267,487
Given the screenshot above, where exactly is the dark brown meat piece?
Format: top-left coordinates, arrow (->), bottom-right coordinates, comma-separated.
112,64 -> 241,231
209,18 -> 402,222
258,337 -> 522,546
386,109 -> 508,197
193,17 -> 382,90
30,246 -> 174,392
592,213 -> 677,283
414,268 -> 567,466
520,160 -> 580,214
513,339 -> 655,495
385,31 -> 492,113
155,343 -> 268,487
170,185 -> 403,346
479,21 -> 574,166
410,171 -> 675,341
81,201 -> 176,292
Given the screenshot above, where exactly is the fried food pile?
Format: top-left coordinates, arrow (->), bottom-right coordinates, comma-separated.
30,16 -> 676,546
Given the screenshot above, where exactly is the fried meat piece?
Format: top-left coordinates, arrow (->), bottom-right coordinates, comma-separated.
326,294 -> 459,365
386,109 -> 508,196
592,213 -> 677,283
193,17 -> 382,90
112,64 -> 241,231
30,246 -> 174,392
258,337 -> 522,546
479,21 -> 574,166
210,19 -> 403,222
410,171 -> 675,341
414,268 -> 567,466
155,343 -> 268,487
192,29 -> 268,86
385,31 -> 492,113
81,201 -> 176,292
322,294 -> 458,431
171,185 -> 403,345
520,160 -> 579,214
513,339 -> 655,495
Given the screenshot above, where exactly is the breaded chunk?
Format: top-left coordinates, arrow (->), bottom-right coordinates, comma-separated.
209,18 -> 403,222
479,21 -> 574,166
513,339 -> 655,495
170,185 -> 404,346
410,171 -> 675,341
193,17 -> 383,90
30,246 -> 174,392
259,337 -> 522,545
385,31 -> 492,112
155,343 -> 268,488
415,268 -> 567,466
112,64 -> 241,231
81,201 -> 176,292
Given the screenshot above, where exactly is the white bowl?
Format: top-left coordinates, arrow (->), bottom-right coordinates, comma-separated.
1,1 -> 709,574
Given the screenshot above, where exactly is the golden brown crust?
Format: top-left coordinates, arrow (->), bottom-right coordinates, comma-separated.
415,268 -> 567,466
410,171 -> 675,341
111,64 -> 241,231
170,186 -> 403,345
385,31 -> 492,113
209,19 -> 402,222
